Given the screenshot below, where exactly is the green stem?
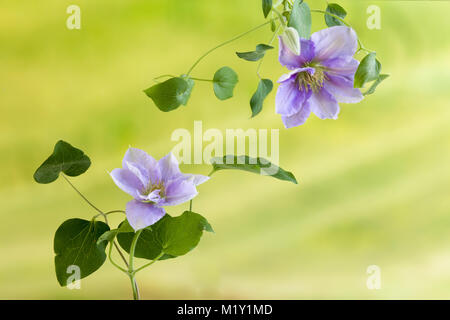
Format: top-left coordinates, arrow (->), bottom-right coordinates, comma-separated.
186,18 -> 280,76
310,9 -> 373,53
61,174 -> 136,292
62,174 -> 103,215
108,241 -> 128,273
271,8 -> 287,28
257,24 -> 282,79
189,200 -> 193,211
128,230 -> 143,300
134,252 -> 164,274
188,77 -> 214,82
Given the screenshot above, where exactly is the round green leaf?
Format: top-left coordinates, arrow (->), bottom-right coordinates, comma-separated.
325,3 -> 347,27
288,0 -> 312,39
54,219 -> 109,287
236,44 -> 274,62
250,79 -> 273,117
213,67 -> 239,100
354,53 -> 381,88
34,140 -> 91,184
144,77 -> 195,112
117,211 -> 213,260
210,155 -> 298,184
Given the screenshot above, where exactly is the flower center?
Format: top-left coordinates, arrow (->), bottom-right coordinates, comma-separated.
142,181 -> 166,199
296,66 -> 328,93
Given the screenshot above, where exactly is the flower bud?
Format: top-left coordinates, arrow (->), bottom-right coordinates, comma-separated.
281,27 -> 301,56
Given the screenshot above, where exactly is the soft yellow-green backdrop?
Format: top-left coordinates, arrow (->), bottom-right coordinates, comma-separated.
1,0 -> 449,299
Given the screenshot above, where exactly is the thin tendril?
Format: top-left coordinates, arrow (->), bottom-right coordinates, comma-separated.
186,18 -> 281,76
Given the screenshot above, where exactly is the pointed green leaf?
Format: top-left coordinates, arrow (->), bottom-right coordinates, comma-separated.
236,44 -> 274,62
288,0 -> 312,39
262,0 -> 272,18
354,52 -> 381,88
325,3 -> 347,27
210,155 -> 298,184
34,140 -> 91,184
117,212 -> 213,260
97,219 -> 134,245
144,77 -> 195,112
54,219 -> 109,286
364,74 -> 389,96
250,79 -> 273,117
213,67 -> 239,100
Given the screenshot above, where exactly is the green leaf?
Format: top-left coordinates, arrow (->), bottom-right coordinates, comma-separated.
354,52 -> 381,88
262,0 -> 272,18
210,155 -> 298,184
34,140 -> 91,184
97,219 -> 134,245
250,79 -> 273,117
325,3 -> 347,27
363,74 -> 389,96
117,212 -> 213,260
54,219 -> 109,286
144,77 -> 195,112
236,44 -> 274,62
270,19 -> 277,32
288,0 -> 312,39
213,67 -> 239,100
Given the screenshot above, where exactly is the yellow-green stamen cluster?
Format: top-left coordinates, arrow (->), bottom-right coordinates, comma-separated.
296,67 -> 328,93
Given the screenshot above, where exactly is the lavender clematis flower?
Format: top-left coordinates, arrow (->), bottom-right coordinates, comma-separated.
276,26 -> 364,128
110,148 -> 209,231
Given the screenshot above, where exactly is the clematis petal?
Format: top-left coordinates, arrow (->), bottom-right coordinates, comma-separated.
322,56 -> 359,77
324,74 -> 363,104
159,178 -> 198,207
281,101 -> 312,128
311,26 -> 358,62
158,152 -> 182,181
183,174 -> 210,186
279,37 -> 316,70
126,200 -> 165,231
123,148 -> 161,185
309,88 -> 340,120
110,168 -> 143,198
276,71 -> 312,117
125,162 -> 150,189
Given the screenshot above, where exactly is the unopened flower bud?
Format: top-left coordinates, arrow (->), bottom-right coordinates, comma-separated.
281,27 -> 301,56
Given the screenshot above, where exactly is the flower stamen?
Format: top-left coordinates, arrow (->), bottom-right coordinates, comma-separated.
296,67 -> 328,93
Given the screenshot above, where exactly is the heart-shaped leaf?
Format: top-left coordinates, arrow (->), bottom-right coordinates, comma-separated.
213,67 -> 239,100
250,79 -> 273,117
236,44 -> 274,62
364,74 -> 389,96
54,219 -> 109,286
144,76 -> 195,112
354,52 -> 381,88
210,155 -> 298,184
325,3 -> 347,27
288,0 -> 311,39
34,140 -> 91,184
262,0 -> 272,18
117,211 -> 213,260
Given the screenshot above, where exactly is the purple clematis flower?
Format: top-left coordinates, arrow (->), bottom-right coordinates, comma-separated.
276,26 -> 364,128
110,148 -> 209,231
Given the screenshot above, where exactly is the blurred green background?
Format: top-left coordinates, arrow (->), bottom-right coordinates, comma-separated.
1,0 -> 449,299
